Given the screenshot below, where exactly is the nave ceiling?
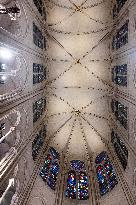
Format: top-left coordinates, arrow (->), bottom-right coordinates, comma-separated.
44,0 -> 113,162
1,0 -> 136,205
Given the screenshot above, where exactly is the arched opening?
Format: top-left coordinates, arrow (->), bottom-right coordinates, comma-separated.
111,130 -> 128,170
0,110 -> 20,163
65,160 -> 89,200
39,147 -> 60,190
0,0 -> 28,37
95,151 -> 118,196
32,125 -> 46,160
0,45 -> 28,100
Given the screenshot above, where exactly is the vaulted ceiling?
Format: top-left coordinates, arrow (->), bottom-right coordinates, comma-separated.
45,0 -> 113,163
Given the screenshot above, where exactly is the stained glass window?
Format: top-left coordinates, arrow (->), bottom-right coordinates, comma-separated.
33,0 -> 46,18
113,0 -> 127,18
40,154 -> 52,182
33,23 -> 46,49
66,160 -> 89,200
33,63 -> 46,85
96,164 -> 109,195
33,0 -> 43,16
39,147 -> 60,190
111,100 -> 127,129
49,147 -> 59,160
112,64 -> 127,86
66,171 -> 77,199
70,160 -> 85,171
78,172 -> 89,200
111,130 -> 128,170
47,161 -> 60,190
116,0 -> 127,12
112,21 -> 128,50
32,125 -> 46,160
95,152 -> 118,196
33,98 -> 46,123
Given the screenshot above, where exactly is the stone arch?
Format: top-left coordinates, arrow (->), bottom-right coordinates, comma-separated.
0,44 -> 28,101
0,109 -> 21,162
0,0 -> 28,38
0,165 -> 19,205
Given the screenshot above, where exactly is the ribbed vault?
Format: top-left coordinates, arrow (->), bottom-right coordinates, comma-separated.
44,0 -> 113,162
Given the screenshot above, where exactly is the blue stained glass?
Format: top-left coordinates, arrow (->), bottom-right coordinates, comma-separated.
66,171 -> 76,199
104,161 -> 118,190
49,147 -> 60,160
39,148 -> 60,191
70,160 -> 85,171
78,172 -> 89,200
40,154 -> 52,181
47,162 -> 60,190
96,165 -> 109,195
95,151 -> 107,164
95,152 -> 118,196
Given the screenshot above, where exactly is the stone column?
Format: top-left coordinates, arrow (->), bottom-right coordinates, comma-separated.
107,142 -> 136,205
88,157 -> 101,205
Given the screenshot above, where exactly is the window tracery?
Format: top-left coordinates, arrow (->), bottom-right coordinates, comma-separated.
111,130 -> 128,170
33,63 -> 46,85
78,171 -> 89,200
112,21 -> 129,50
39,147 -> 60,190
112,64 -> 127,86
65,160 -> 89,200
33,98 -> 46,123
113,0 -> 127,18
66,170 -> 76,199
32,125 -> 46,160
111,100 -> 127,129
95,152 -> 118,196
33,23 -> 46,49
